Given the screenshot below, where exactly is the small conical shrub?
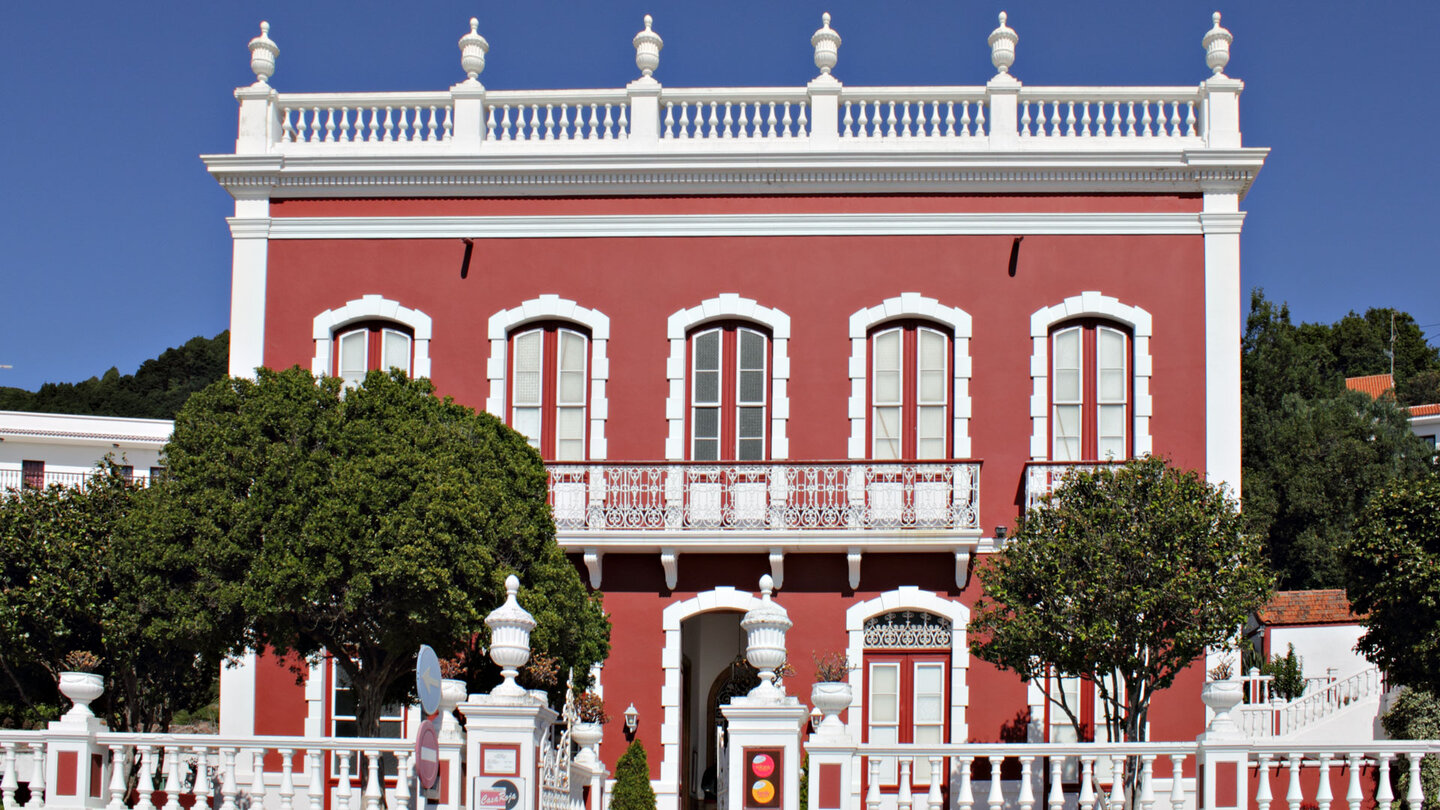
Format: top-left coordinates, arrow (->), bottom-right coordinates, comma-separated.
610,739 -> 657,810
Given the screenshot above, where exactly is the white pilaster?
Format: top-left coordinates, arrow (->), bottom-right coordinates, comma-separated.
227,202 -> 271,379
1201,196 -> 1246,494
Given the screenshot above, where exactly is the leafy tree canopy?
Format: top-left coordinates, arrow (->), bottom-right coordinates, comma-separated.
1344,470 -> 1440,694
135,366 -> 609,735
0,332 -> 228,419
0,462 -> 216,731
969,456 -> 1272,743
1242,291 -> 1437,588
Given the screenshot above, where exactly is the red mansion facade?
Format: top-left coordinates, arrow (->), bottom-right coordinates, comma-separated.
206,12 -> 1266,810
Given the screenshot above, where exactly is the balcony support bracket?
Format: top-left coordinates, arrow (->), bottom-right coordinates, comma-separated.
847,548 -> 862,590
583,549 -> 602,590
660,548 -> 678,590
955,551 -> 971,590
769,548 -> 784,591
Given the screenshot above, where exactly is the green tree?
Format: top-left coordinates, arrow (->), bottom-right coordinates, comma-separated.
1381,688 -> 1440,810
0,332 -> 229,419
0,462 -> 216,731
1242,291 -> 1435,588
137,367 -> 609,735
969,456 -> 1273,743
610,740 -> 657,810
1343,470 -> 1440,694
1262,644 -> 1305,702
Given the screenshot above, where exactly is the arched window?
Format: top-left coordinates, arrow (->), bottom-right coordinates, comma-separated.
863,611 -> 952,787
1050,320 -> 1131,461
335,321 -> 413,387
689,323 -> 769,461
870,323 -> 951,460
510,324 -> 589,461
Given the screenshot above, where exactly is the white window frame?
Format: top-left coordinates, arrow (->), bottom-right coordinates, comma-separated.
312,295 -> 433,380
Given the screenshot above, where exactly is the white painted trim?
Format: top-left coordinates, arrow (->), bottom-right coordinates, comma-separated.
261,212 -> 1206,240
310,295 -> 434,379
843,589 -> 970,806
227,203 -> 270,378
1202,196 -> 1244,492
485,295 -> 612,459
665,295 -> 792,460
657,588 -> 763,810
1028,293 -> 1154,460
846,294 -> 973,459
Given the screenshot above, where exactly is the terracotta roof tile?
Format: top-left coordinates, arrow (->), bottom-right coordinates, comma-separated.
1412,403 -> 1440,416
1345,374 -> 1395,399
1256,590 -> 1361,626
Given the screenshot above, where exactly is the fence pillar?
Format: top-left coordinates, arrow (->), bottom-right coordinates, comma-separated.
1197,678 -> 1250,810
43,675 -> 108,810
805,727 -> 856,810
460,696 -> 557,810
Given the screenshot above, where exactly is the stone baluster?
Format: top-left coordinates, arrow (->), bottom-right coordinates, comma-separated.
1406,753 -> 1424,810
897,759 -> 913,810
335,751 -> 353,809
926,757 -> 944,810
1376,754 -> 1395,810
1107,755 -> 1126,810
1,743 -> 17,807
1346,753 -> 1364,810
107,745 -> 129,810
307,750 -> 324,810
1047,756 -> 1064,810
278,748 -> 296,810
956,756 -> 975,810
362,751 -> 382,810
248,748 -> 267,810
1316,753 -> 1334,810
27,743 -> 45,810
1285,753 -> 1303,810
1255,754 -> 1273,810
986,756 -> 1004,810
161,746 -> 183,810
134,745 -> 156,810
193,747 -> 213,809
1078,756 -> 1096,810
865,758 -> 881,810
393,751 -> 412,810
1017,756 -> 1035,810
218,749 -> 239,810
1139,755 -> 1156,810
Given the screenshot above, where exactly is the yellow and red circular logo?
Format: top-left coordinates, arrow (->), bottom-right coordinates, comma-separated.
750,780 -> 775,804
750,753 -> 776,778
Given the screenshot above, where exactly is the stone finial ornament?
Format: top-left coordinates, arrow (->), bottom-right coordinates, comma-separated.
1202,12 -> 1233,76
485,574 -> 536,698
811,12 -> 841,77
988,11 -> 1018,75
741,574 -> 793,701
248,21 -> 279,86
459,17 -> 490,82
633,15 -> 663,78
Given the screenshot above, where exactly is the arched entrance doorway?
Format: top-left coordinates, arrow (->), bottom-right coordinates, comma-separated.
679,610 -> 747,810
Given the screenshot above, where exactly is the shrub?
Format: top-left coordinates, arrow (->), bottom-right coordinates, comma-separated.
812,651 -> 851,683
1381,688 -> 1440,810
1264,645 -> 1306,701
611,739 -> 656,810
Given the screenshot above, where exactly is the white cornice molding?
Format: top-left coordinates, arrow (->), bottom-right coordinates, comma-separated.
1199,211 -> 1247,234
264,211 -> 1206,239
201,148 -> 1268,199
227,217 -> 273,238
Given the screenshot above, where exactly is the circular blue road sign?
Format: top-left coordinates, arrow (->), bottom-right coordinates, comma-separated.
416,644 -> 442,716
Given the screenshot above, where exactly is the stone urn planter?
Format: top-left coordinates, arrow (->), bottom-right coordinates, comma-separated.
572,721 -> 603,749
1201,679 -> 1244,737
59,671 -> 104,720
810,681 -> 852,736
438,678 -> 468,742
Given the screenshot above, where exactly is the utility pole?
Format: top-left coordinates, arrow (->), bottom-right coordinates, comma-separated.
1390,312 -> 1396,380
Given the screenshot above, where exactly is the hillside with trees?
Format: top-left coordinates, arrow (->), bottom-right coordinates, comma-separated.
1242,291 -> 1439,589
0,332 -> 228,420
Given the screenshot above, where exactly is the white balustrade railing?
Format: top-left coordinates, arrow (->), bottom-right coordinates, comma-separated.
0,730 -> 441,810
660,89 -> 810,140
246,84 -> 1234,155
547,461 -> 980,532
0,469 -> 153,492
840,89 -> 988,139
1017,88 -> 1201,140
844,740 -> 1440,810
1023,462 -> 1117,510
278,92 -> 455,145
486,89 -> 631,142
1239,668 -> 1386,739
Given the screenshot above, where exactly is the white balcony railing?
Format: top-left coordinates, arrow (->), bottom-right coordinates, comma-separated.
0,469 -> 153,492
1022,462 -> 1119,510
1238,667 -> 1386,739
547,461 -> 980,533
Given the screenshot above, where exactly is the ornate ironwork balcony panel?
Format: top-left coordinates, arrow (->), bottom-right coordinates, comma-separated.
547,461 -> 980,534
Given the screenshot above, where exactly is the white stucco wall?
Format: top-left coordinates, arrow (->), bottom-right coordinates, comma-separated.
1268,624 -> 1369,680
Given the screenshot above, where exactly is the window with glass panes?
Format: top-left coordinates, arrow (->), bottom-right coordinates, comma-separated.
862,610 -> 951,790
690,325 -> 768,461
870,324 -> 950,460
1050,322 -> 1130,461
330,663 -> 404,776
335,322 -> 413,387
510,325 -> 588,461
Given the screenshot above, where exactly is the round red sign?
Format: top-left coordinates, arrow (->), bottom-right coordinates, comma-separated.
416,718 -> 441,789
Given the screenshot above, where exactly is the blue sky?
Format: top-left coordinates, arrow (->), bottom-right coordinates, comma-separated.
2,1 -> 1437,391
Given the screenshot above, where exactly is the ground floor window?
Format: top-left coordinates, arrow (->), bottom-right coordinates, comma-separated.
863,611 -> 952,788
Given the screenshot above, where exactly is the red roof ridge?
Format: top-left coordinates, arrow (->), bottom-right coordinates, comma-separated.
1256,589 -> 1361,626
